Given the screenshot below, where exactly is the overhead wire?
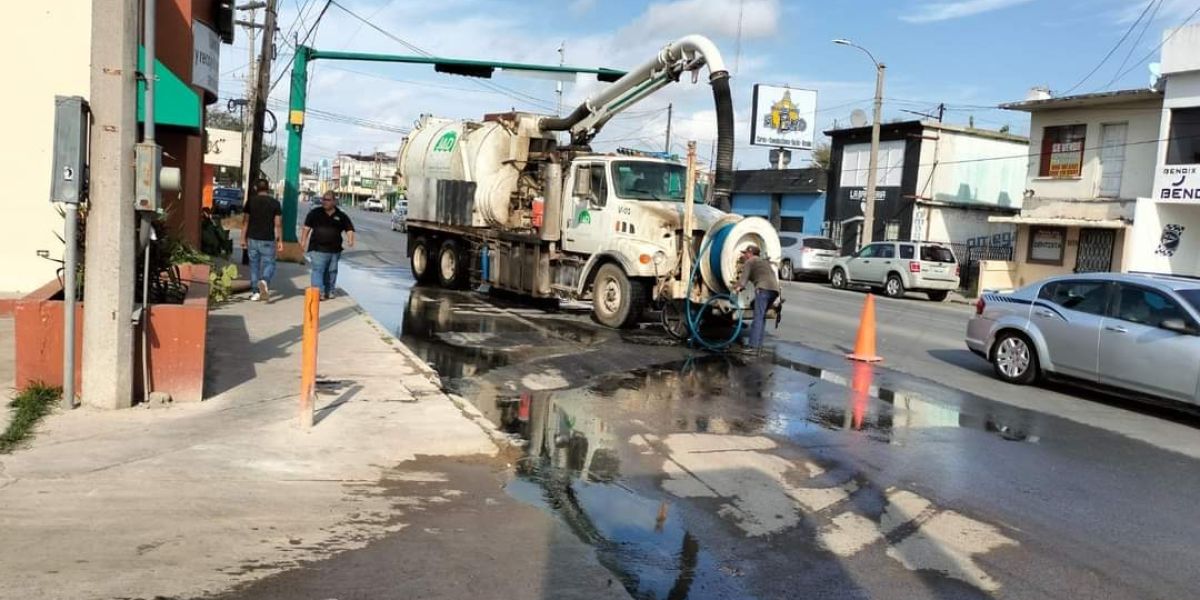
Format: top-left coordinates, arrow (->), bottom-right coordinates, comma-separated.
1102,4 -> 1200,89
1107,0 -> 1162,88
1060,0 -> 1157,95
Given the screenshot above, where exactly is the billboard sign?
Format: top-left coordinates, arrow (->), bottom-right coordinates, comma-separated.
751,85 -> 818,150
1154,165 -> 1200,203
192,21 -> 221,97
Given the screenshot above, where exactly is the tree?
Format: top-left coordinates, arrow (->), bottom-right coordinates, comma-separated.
811,141 -> 832,170
205,107 -> 243,131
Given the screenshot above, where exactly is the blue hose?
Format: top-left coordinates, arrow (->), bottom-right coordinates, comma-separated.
684,226 -> 744,352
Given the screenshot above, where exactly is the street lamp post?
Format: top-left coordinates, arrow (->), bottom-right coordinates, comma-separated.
833,39 -> 885,247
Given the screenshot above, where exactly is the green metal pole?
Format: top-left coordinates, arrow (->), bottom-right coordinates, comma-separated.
282,46 -> 310,243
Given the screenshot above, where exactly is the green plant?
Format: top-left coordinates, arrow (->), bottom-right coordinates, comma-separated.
168,238 -> 213,267
208,264 -> 239,303
0,383 -> 61,454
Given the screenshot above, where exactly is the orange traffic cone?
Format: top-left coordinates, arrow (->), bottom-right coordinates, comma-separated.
846,294 -> 883,363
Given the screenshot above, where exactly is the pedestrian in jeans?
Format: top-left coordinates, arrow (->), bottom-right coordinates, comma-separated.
241,178 -> 282,302
300,191 -> 355,300
733,245 -> 781,350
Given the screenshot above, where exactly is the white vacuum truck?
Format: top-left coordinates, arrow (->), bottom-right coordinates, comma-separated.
399,35 -> 780,333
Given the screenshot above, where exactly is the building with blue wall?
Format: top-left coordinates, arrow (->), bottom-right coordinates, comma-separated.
730,168 -> 827,234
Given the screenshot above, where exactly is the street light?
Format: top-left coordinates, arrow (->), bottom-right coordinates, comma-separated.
833,38 -> 886,247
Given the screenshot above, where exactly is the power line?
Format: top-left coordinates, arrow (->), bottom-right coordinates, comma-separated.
835,132 -> 1200,174
1103,4 -> 1200,89
1107,0 -> 1162,88
1061,0 -> 1156,95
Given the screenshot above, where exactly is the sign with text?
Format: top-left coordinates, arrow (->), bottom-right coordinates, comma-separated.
203,128 -> 242,167
751,85 -> 818,150
193,22 -> 220,97
1154,164 -> 1200,203
1029,227 -> 1066,263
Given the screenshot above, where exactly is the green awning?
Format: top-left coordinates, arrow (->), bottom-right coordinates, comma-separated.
136,46 -> 202,131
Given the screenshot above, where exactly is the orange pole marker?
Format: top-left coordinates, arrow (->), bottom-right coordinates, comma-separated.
299,287 -> 321,428
846,294 -> 883,363
849,361 -> 874,430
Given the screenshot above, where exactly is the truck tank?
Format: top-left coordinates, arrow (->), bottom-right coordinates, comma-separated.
400,115 -> 549,230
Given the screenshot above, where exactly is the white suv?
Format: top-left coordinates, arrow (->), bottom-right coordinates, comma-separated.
830,241 -> 960,301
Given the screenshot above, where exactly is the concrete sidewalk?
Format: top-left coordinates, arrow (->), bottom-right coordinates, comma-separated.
0,264 -> 628,600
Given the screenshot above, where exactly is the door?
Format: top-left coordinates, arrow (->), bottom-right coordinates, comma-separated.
848,243 -> 893,284
563,163 -> 610,256
1033,280 -> 1111,380
1074,228 -> 1116,273
1098,123 -> 1127,198
1099,284 -> 1200,401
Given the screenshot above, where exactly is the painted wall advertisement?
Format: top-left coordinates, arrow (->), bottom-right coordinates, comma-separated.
751,85 -> 818,150
193,21 -> 220,97
1154,165 -> 1200,202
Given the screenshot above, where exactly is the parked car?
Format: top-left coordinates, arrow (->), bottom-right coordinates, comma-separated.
363,197 -> 385,212
779,235 -> 839,280
830,240 -> 959,301
212,187 -> 243,216
390,200 -> 408,232
966,273 -> 1200,407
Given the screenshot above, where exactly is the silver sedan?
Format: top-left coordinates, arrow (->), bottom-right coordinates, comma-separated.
966,272 -> 1200,407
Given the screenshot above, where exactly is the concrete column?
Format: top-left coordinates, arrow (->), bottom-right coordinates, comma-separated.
82,0 -> 138,409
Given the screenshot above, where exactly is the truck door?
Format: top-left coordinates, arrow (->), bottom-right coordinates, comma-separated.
563,163 -> 610,256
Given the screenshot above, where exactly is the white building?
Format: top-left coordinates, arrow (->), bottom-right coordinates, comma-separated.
989,88 -> 1163,289
1130,24 -> 1200,277
332,152 -> 398,205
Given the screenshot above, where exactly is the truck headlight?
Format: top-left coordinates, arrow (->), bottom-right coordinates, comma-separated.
653,251 -> 668,267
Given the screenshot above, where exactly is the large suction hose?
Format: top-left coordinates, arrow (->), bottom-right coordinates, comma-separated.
710,72 -> 734,212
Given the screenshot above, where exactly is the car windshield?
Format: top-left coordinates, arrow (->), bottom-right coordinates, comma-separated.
921,245 -> 956,263
611,161 -> 699,202
803,238 -> 838,251
1177,289 -> 1200,314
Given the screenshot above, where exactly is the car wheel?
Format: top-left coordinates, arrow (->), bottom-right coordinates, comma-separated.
437,239 -> 469,289
830,268 -> 847,290
592,263 -> 646,329
927,290 -> 949,302
992,331 -> 1039,385
884,273 -> 906,298
410,236 -> 437,284
780,260 -> 794,281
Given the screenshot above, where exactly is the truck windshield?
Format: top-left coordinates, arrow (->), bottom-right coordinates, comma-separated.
612,161 -> 697,202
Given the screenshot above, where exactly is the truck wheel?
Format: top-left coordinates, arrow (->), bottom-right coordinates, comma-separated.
592,263 -> 646,329
437,239 -> 469,289
411,236 -> 437,284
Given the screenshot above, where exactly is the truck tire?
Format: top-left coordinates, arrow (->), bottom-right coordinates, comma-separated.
437,238 -> 469,289
592,263 -> 646,329
410,236 -> 437,284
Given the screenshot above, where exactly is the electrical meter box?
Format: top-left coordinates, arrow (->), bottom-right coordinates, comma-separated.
50,95 -> 89,205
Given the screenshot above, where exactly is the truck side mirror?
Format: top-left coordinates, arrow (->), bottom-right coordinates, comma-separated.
573,170 -> 592,197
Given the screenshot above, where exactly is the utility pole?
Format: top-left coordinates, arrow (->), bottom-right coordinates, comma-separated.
864,62 -> 885,246
247,0 -> 278,192
82,0 -> 138,409
555,41 -> 565,116
665,103 -> 673,154
236,4 -> 264,199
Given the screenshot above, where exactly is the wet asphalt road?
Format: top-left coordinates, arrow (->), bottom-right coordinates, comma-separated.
318,209 -> 1200,599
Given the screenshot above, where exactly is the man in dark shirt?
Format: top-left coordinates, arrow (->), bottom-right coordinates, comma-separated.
300,191 -> 356,300
241,179 -> 283,301
733,245 -> 781,350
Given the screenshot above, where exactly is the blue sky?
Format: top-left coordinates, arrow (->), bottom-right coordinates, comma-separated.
217,0 -> 1198,171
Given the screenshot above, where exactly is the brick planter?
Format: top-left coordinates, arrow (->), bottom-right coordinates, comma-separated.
14,264 -> 211,405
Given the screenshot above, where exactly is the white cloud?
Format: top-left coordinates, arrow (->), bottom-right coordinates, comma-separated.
1112,0 -> 1198,24
630,0 -> 781,40
570,0 -> 597,15
900,0 -> 1036,23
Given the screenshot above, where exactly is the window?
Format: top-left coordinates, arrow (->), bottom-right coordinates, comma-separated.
1114,286 -> 1189,329
1177,289 -> 1200,314
611,161 -> 696,202
840,140 -> 906,187
780,236 -> 799,248
857,244 -> 887,258
1039,124 -> 1086,177
1038,280 -> 1109,316
876,244 -> 896,259
780,217 -> 805,232
589,165 -> 607,207
803,237 -> 839,251
1166,107 -> 1200,165
920,245 -> 956,263
1027,226 -> 1066,265
899,244 -> 915,259
885,220 -> 901,241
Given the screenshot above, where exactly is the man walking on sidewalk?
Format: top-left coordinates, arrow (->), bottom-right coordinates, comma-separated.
241,178 -> 283,302
301,191 -> 355,300
733,245 -> 781,351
